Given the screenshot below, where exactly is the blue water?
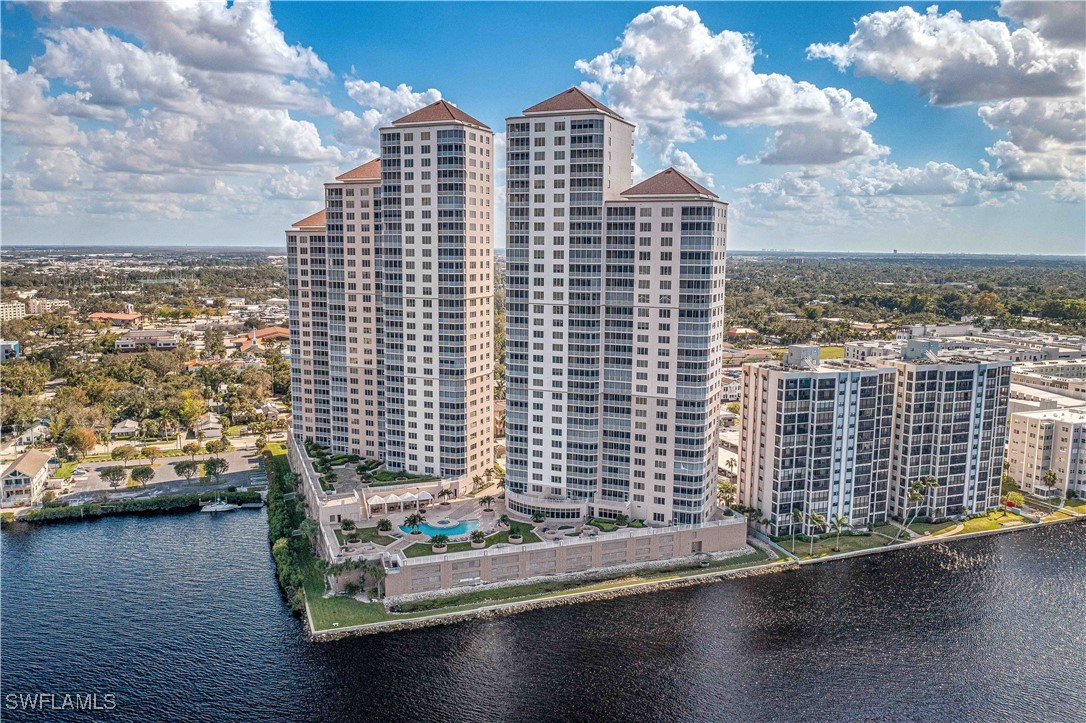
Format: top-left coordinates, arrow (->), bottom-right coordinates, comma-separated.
3,511 -> 1085,720
400,519 -> 479,537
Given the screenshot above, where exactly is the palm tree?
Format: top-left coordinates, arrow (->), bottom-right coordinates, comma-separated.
829,514 -> 850,552
716,479 -> 738,508
892,476 -> 938,543
437,488 -> 453,505
1042,469 -> 1060,503
404,513 -> 424,533
480,495 -> 495,511
791,508 -> 804,553
808,511 -> 827,556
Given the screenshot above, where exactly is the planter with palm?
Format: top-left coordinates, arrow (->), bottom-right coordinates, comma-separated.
480,495 -> 495,512
404,513 -> 424,534
430,534 -> 449,552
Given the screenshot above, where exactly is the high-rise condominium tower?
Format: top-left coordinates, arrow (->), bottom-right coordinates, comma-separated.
287,99 -> 494,486
739,346 -> 896,536
737,340 -> 1012,533
378,100 -> 495,481
287,160 -> 383,458
504,88 -> 728,524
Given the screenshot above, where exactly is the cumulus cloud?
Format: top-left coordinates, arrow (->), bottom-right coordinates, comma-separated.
3,0 -> 344,222
999,0 -> 1086,49
36,0 -> 329,79
575,5 -> 886,167
335,79 -> 442,152
809,3 -> 1084,194
807,5 -> 1083,105
1046,179 -> 1085,204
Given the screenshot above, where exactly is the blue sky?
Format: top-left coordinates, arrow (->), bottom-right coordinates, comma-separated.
1,1 -> 1083,253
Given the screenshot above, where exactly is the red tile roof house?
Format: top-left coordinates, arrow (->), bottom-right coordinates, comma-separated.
88,312 -> 144,327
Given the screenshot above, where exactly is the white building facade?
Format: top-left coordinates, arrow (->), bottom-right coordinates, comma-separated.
739,346 -> 896,536
1007,406 -> 1086,500
504,89 -> 727,525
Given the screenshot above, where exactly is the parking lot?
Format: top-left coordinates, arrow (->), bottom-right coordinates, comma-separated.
60,447 -> 271,502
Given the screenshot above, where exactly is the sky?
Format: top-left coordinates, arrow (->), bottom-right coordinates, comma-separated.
1,1 -> 1083,254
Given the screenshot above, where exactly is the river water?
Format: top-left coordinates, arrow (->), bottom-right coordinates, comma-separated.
2,511 -> 1084,722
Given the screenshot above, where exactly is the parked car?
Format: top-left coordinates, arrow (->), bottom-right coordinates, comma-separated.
71,468 -> 89,480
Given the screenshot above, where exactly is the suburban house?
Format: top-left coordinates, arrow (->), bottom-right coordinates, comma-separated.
2,450 -> 54,507
261,402 -> 281,422
110,419 -> 140,438
116,329 -> 180,352
194,412 -> 223,440
88,312 -> 144,327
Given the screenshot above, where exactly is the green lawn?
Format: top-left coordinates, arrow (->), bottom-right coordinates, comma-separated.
907,520 -> 958,536
53,461 -> 79,479
306,544 -> 780,631
334,527 -> 397,546
788,533 -> 890,559
586,517 -> 618,532
226,425 -> 245,437
1062,498 -> 1086,514
956,514 -> 1006,534
819,346 -> 845,359
402,521 -> 540,557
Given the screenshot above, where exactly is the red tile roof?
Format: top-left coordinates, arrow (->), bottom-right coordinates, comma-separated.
292,209 -> 326,228
621,168 -> 717,198
393,99 -> 489,129
88,312 -> 142,321
523,87 -> 623,119
336,158 -> 381,181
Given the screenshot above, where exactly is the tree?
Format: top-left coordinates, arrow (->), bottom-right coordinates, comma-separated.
205,438 -> 228,455
1042,469 -> 1060,502
791,508 -> 804,554
430,534 -> 449,549
131,465 -> 155,488
480,495 -> 495,511
178,390 -> 206,430
716,479 -> 738,508
808,512 -> 827,556
100,466 -> 127,490
1006,491 -> 1025,509
893,476 -> 939,543
299,518 -> 318,540
65,427 -> 98,459
204,457 -> 229,484
437,488 -> 453,505
175,460 -> 200,482
254,434 -> 268,452
182,442 -> 202,461
141,446 -> 161,466
404,513 -> 424,532
112,445 -> 139,468
340,518 -> 356,532
829,514 -> 850,552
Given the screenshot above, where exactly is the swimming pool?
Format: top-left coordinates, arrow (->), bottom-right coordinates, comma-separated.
400,519 -> 480,538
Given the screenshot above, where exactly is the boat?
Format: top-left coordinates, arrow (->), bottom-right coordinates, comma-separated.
200,499 -> 239,513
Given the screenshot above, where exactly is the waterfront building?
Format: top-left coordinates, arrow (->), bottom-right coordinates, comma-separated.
504,88 -> 727,525
738,346 -> 896,536
287,158 -> 385,459
886,340 -> 1011,520
287,99 -> 494,484
378,100 -> 495,481
0,301 -> 26,322
1,450 -> 53,508
739,340 -> 1013,532
1007,405 -> 1086,500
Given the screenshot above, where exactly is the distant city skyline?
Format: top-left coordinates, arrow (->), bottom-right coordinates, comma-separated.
1,1 -> 1083,254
